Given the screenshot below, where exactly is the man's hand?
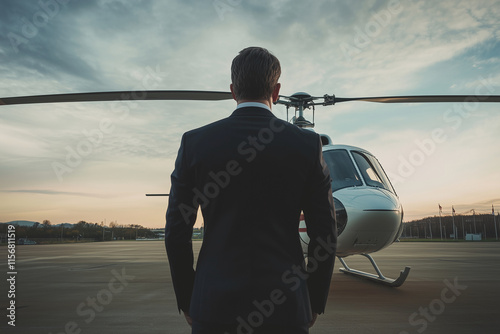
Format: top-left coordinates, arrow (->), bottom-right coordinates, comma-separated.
183,311 -> 193,327
309,312 -> 318,328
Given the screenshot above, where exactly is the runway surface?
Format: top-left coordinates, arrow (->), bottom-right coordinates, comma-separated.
1,241 -> 499,334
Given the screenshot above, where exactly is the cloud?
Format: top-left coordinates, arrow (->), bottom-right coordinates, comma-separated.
2,189 -> 108,198
0,0 -> 498,226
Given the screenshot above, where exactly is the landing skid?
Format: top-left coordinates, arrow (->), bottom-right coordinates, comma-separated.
338,254 -> 411,287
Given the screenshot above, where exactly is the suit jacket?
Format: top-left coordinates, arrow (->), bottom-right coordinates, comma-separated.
165,106 -> 336,325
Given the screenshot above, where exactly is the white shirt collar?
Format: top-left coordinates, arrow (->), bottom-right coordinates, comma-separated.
236,102 -> 272,111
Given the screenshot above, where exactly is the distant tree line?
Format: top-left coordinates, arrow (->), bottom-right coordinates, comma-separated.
403,213 -> 500,240
0,220 -> 157,243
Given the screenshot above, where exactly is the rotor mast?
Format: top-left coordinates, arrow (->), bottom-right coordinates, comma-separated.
275,92 -> 319,128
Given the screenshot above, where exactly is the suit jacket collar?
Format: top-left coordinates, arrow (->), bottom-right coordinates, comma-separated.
236,102 -> 272,111
230,106 -> 275,118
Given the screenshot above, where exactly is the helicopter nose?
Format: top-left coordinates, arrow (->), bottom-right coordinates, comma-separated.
341,187 -> 402,228
299,187 -> 403,255
334,187 -> 403,254
348,187 -> 400,211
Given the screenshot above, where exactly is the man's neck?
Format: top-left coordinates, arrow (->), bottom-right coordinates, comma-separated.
236,101 -> 272,111
237,98 -> 273,110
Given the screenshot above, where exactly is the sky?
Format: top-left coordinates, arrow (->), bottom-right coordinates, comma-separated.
0,0 -> 499,228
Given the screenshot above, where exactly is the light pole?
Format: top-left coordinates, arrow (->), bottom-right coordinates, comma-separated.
452,206 -> 456,240
473,209 -> 477,234
439,205 -> 443,240
493,205 -> 498,241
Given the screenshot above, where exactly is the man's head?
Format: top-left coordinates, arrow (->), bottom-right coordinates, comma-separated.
230,47 -> 281,104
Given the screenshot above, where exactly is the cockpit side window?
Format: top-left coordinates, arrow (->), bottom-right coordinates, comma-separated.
352,151 -> 396,194
323,149 -> 363,192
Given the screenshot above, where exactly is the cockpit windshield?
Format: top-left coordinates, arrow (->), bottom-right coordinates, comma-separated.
351,151 -> 396,194
322,149 -> 362,192
322,149 -> 396,194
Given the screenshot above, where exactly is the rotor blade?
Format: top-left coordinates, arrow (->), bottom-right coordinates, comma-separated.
0,91 -> 233,106
334,95 -> 500,103
145,194 -> 170,196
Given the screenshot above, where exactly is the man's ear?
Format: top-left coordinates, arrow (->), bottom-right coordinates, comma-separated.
272,83 -> 281,103
230,84 -> 237,101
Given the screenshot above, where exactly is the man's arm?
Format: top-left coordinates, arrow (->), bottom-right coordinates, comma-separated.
302,136 -> 337,315
165,133 -> 197,313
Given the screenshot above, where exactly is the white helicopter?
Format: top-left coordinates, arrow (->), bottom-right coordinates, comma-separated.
279,92 -> 409,287
2,90 -> 499,287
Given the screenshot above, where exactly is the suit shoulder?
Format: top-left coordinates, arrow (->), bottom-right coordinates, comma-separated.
183,116 -> 231,138
280,121 -> 321,144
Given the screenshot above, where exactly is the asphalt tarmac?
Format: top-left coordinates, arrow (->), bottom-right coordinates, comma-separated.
1,241 -> 499,334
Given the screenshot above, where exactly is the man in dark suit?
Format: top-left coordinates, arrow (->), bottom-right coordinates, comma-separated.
165,47 -> 336,334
